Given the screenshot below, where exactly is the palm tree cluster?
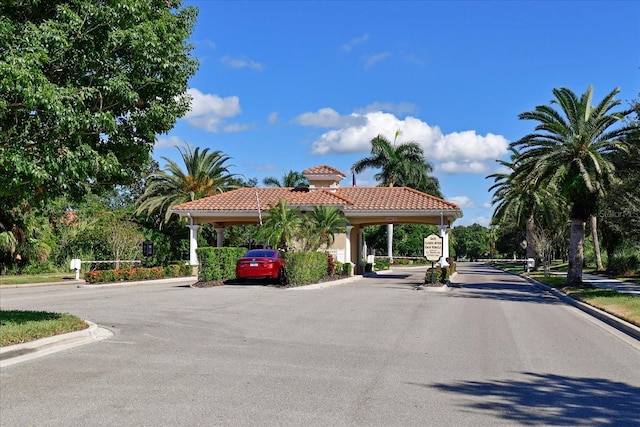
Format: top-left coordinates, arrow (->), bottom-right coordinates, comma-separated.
257,199 -> 347,252
489,86 -> 638,286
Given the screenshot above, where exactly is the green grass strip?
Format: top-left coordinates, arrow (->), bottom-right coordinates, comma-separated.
0,310 -> 88,347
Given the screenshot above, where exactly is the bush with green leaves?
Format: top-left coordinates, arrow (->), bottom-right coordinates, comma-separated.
608,247 -> 639,277
196,247 -> 246,282
424,258 -> 457,285
284,252 -> 329,287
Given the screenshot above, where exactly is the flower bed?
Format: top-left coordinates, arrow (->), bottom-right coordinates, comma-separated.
84,264 -> 192,284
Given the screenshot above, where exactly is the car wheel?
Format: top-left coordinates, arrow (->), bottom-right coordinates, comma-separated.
277,267 -> 286,285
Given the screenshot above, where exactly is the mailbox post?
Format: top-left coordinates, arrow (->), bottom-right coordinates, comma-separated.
142,240 -> 154,267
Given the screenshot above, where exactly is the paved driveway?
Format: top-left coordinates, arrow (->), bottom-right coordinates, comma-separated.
1,263 -> 639,426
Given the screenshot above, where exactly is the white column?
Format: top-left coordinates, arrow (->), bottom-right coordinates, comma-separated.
345,225 -> 353,268
387,223 -> 394,264
215,227 -> 224,247
438,225 -> 450,267
189,224 -> 200,266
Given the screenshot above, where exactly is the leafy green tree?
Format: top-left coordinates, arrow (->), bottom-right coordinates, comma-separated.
451,224 -> 490,261
136,146 -> 239,223
256,199 -> 303,251
511,86 -> 637,286
263,170 -> 309,188
0,0 -> 198,208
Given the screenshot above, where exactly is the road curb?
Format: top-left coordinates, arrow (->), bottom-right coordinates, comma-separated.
493,266 -> 640,342
0,321 -> 113,368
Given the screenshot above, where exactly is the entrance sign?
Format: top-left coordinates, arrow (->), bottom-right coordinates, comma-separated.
423,234 -> 443,262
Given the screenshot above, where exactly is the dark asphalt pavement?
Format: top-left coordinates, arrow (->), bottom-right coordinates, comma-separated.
1,263 -> 639,426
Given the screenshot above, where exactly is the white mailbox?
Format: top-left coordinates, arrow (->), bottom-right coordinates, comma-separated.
70,258 -> 81,270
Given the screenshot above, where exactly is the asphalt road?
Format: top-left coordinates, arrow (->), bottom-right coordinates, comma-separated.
1,263 -> 639,426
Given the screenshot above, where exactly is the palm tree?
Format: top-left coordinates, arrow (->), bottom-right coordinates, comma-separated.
352,131 -> 442,262
511,86 -> 636,286
263,170 -> 309,188
352,131 -> 441,197
256,199 -> 303,251
303,205 -> 348,251
488,148 -> 562,262
136,146 -> 239,223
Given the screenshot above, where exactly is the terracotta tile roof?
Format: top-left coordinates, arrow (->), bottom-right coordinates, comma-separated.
335,187 -> 459,211
172,186 -> 459,212
302,165 -> 346,177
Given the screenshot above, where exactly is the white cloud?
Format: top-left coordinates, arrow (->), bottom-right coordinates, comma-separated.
437,161 -> 489,174
306,110 -> 509,172
224,123 -> 252,132
447,196 -> 476,208
355,102 -> 417,115
268,112 -> 279,124
364,52 -> 391,69
342,33 -> 369,52
183,88 -> 242,132
293,108 -> 367,128
457,215 -> 492,227
221,55 -> 264,70
154,135 -> 186,149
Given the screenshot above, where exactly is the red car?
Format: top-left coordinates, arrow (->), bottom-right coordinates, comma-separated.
235,249 -> 287,284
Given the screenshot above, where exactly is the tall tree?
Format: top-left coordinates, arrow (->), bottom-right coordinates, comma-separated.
488,148 -> 562,262
352,132 -> 442,197
263,170 -> 309,188
512,86 -> 637,286
0,0 -> 198,208
136,146 -> 239,223
352,131 -> 442,262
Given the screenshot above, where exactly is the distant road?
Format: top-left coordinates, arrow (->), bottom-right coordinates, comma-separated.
1,262 -> 639,426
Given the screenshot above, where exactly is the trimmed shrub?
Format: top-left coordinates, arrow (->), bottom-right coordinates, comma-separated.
424,258 -> 457,285
197,247 -> 246,282
285,252 -> 328,287
342,262 -> 353,276
374,258 -> 390,271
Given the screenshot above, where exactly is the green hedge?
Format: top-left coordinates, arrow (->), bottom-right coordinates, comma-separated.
84,264 -> 192,284
197,247 -> 246,282
424,258 -> 457,285
284,252 -> 329,287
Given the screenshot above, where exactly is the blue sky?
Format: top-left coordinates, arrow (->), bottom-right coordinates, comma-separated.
155,0 -> 640,226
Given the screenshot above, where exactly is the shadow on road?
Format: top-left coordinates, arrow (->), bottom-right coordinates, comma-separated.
449,282 -> 561,304
412,372 -> 640,425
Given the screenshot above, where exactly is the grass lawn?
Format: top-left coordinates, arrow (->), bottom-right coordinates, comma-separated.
0,310 -> 88,347
0,272 -> 77,286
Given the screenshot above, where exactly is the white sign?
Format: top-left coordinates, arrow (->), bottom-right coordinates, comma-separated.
423,234 -> 443,262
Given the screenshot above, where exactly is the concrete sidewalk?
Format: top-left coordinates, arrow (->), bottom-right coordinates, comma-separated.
548,271 -> 640,296
581,273 -> 640,296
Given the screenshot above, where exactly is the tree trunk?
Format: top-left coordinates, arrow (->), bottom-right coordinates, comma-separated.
590,215 -> 604,271
566,218 -> 585,286
525,214 -> 536,260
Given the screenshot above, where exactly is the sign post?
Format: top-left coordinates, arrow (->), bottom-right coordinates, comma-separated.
423,234 -> 443,285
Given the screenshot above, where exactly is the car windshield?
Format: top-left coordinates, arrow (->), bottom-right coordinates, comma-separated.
243,250 -> 276,258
